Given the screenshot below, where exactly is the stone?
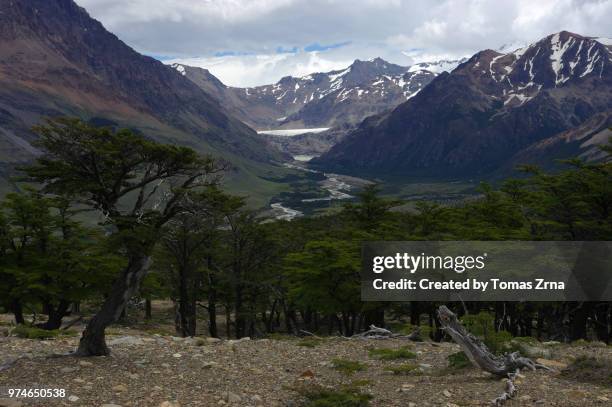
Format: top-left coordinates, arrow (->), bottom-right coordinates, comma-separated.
443,390 -> 452,397
128,373 -> 139,379
60,367 -> 79,373
172,353 -> 182,358
251,395 -> 264,406
108,336 -> 144,346
408,403 -> 417,407
68,395 -> 79,402
596,396 -> 609,402
300,370 -> 315,378
100,405 -> 123,407
159,402 -> 180,407
79,360 -> 93,367
73,378 -> 85,383
202,361 -> 218,369
567,390 -> 586,400
225,391 -> 242,404
112,384 -> 128,392
206,337 -> 222,343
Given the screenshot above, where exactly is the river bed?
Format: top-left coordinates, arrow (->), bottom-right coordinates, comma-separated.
269,161 -> 362,220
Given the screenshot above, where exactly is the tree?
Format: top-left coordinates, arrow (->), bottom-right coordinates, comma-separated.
156,187 -> 238,337
285,239 -> 362,336
0,189 -> 119,329
24,118 -> 225,355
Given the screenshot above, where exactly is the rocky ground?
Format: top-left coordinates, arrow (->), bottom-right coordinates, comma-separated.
0,321 -> 610,407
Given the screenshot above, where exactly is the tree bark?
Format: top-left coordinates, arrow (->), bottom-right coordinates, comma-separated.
145,298 -> 152,320
39,300 -> 70,330
12,299 -> 24,325
75,255 -> 151,356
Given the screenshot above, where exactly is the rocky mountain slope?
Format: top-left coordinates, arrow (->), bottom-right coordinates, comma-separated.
0,0 -> 284,197
172,57 -> 464,130
314,32 -> 612,178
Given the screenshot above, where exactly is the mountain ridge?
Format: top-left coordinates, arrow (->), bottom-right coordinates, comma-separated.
312,31 -> 612,178
171,56 -> 466,130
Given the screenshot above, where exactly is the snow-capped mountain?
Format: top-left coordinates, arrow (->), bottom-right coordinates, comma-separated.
314,32 -> 612,177
171,57 -> 464,130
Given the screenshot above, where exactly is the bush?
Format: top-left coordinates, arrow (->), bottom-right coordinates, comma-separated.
368,346 -> 416,360
384,363 -> 419,375
460,312 -> 512,354
447,351 -> 471,369
12,325 -> 77,340
297,385 -> 372,407
331,359 -> 367,375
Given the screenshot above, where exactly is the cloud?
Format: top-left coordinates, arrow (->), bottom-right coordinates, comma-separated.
76,0 -> 612,86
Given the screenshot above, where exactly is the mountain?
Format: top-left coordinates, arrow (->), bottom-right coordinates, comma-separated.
313,32 -> 612,178
0,0 -> 285,199
171,57 -> 465,130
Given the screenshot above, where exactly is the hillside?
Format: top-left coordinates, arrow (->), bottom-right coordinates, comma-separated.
0,0 -> 287,205
313,32 -> 612,178
1,310 -> 610,407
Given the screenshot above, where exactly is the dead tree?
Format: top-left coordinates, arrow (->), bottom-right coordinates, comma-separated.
437,306 -> 552,406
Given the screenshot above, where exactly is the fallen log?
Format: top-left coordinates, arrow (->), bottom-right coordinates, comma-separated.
351,324 -> 422,341
437,305 -> 553,406
437,306 -> 553,376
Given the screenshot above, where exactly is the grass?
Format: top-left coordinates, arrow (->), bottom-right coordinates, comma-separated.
368,346 -> 416,360
331,359 -> 367,376
447,351 -> 471,369
561,355 -> 612,387
12,325 -> 78,340
295,384 -> 372,407
384,363 -> 420,375
298,338 -> 324,348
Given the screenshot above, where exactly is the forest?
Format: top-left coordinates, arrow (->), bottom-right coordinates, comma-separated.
0,118 -> 611,358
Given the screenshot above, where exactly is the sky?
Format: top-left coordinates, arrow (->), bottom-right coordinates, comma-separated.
75,0 -> 612,87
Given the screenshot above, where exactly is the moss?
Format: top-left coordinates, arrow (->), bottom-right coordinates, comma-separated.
331,359 -> 367,376
447,351 -> 471,369
368,346 -> 416,360
12,325 -> 77,340
384,363 -> 420,375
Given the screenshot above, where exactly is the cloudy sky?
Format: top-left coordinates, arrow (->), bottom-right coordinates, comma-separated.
76,0 -> 612,87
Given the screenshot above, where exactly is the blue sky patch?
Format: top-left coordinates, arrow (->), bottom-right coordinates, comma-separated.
304,41 -> 351,52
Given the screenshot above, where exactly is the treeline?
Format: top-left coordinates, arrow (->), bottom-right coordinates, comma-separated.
0,119 -> 610,355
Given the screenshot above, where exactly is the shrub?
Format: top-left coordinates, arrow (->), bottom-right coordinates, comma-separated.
384,363 -> 419,375
447,351 -> 471,369
368,346 -> 416,360
460,312 -> 512,354
331,359 -> 367,376
297,385 -> 372,407
561,355 -> 612,387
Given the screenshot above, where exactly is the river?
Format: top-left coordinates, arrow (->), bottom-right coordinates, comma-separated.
269,161 -> 358,221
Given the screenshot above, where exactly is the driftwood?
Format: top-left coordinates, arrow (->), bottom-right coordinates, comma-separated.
351,324 -> 422,341
437,306 -> 553,406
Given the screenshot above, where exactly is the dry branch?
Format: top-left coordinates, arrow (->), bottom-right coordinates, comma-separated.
437,306 -> 553,406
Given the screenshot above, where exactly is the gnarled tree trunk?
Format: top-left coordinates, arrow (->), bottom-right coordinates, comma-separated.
75,255 -> 151,356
